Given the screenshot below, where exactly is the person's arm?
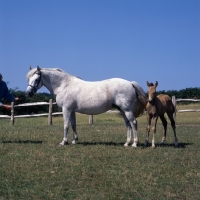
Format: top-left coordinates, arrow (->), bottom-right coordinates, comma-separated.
3,82 -> 15,102
0,102 -> 11,110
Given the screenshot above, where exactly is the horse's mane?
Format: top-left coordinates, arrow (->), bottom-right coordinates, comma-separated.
148,83 -> 154,86
26,68 -> 73,80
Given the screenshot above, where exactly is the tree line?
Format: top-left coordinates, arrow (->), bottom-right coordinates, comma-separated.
0,87 -> 200,115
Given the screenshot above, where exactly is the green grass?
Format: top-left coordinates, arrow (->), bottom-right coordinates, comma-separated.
0,104 -> 200,199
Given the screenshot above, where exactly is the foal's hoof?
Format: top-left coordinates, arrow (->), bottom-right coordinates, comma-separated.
160,141 -> 165,146
143,142 -> 148,147
174,143 -> 179,147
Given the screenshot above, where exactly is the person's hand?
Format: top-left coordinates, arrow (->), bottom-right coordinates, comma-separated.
2,104 -> 11,110
15,97 -> 19,101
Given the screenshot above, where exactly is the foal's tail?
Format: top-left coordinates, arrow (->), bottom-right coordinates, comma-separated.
131,81 -> 148,112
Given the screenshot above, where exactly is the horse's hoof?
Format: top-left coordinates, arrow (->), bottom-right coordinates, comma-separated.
71,140 -> 76,145
132,146 -> 137,149
59,141 -> 68,146
132,144 -> 137,148
124,143 -> 129,147
152,145 -> 156,149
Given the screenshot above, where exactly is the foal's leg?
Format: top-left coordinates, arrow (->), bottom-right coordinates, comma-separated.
71,112 -> 78,144
160,115 -> 167,145
144,114 -> 152,147
167,112 -> 178,147
152,116 -> 158,148
59,107 -> 71,146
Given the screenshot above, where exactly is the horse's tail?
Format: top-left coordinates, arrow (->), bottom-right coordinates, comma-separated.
131,81 -> 148,116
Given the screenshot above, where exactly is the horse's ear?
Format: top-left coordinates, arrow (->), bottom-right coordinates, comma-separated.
37,65 -> 41,71
155,81 -> 158,87
30,65 -> 32,70
146,81 -> 150,87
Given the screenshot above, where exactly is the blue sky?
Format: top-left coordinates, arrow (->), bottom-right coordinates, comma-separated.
0,0 -> 199,93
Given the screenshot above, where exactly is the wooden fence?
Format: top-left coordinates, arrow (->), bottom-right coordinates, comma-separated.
0,99 -> 94,125
172,96 -> 200,113
0,96 -> 200,125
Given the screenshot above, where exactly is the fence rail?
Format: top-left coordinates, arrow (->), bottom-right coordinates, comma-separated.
0,96 -> 200,125
171,96 -> 200,114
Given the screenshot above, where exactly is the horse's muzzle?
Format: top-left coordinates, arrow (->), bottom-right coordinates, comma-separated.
26,90 -> 34,97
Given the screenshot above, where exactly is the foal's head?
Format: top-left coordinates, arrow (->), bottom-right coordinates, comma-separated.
146,81 -> 158,103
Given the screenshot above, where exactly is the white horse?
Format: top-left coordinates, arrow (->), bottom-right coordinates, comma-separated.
26,66 -> 147,147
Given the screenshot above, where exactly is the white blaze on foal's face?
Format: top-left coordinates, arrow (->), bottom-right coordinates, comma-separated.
147,81 -> 158,103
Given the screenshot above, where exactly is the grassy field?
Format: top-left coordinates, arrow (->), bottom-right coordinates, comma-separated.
0,104 -> 200,200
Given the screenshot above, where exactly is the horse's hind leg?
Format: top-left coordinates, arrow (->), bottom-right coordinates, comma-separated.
160,115 -> 167,145
167,112 -> 178,147
121,111 -> 132,147
121,111 -> 138,148
131,118 -> 138,148
71,112 -> 78,144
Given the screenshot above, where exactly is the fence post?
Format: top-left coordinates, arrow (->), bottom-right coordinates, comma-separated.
172,96 -> 176,120
10,102 -> 14,125
48,99 -> 53,125
89,115 -> 93,124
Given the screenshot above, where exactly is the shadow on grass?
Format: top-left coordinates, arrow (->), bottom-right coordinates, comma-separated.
78,141 -> 125,146
1,140 -> 43,144
77,141 -> 192,148
78,141 -> 145,147
142,142 -> 192,149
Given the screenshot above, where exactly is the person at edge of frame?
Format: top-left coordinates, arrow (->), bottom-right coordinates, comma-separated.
0,73 -> 19,110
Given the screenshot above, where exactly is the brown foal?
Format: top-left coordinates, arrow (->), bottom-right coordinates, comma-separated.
144,81 -> 178,148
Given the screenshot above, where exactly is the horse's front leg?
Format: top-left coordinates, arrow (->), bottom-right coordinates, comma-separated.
152,116 -> 158,148
144,114 -> 152,147
59,107 -> 71,146
71,112 -> 78,144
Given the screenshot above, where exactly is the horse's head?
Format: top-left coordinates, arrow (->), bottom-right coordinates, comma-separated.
146,81 -> 158,103
26,66 -> 43,97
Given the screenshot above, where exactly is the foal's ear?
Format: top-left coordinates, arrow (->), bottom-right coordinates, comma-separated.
30,65 -> 32,70
37,65 -> 41,71
146,81 -> 150,87
155,81 -> 158,87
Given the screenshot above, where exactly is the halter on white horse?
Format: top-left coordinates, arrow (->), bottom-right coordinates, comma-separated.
26,66 -> 147,148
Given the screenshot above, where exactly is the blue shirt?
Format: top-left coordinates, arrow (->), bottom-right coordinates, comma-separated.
0,81 -> 15,102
